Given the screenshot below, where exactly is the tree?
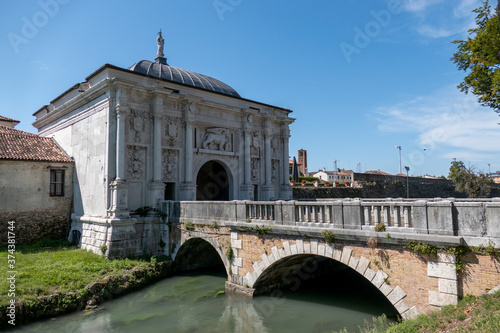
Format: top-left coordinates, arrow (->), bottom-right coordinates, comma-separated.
448,161 -> 493,198
451,0 -> 500,113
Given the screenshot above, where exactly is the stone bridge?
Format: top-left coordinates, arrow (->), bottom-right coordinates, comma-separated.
77,198 -> 500,320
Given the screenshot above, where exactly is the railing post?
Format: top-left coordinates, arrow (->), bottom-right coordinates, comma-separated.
427,200 -> 454,236
383,206 -> 390,226
342,199 -> 363,229
282,200 -> 296,225
274,201 -> 284,225
412,200 -> 428,234
236,201 -> 247,223
486,199 -> 500,238
363,205 -> 371,226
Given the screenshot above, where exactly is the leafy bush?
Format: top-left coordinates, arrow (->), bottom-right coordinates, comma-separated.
405,241 -> 437,256
321,230 -> 336,244
374,223 -> 386,232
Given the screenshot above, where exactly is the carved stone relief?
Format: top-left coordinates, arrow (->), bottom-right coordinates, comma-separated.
271,135 -> 280,158
201,127 -> 232,151
271,159 -> 280,184
251,131 -> 260,157
251,158 -> 260,182
162,149 -> 178,181
163,116 -> 180,146
126,145 -> 146,180
129,109 -> 147,143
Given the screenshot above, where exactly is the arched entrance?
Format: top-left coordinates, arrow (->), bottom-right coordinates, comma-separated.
196,160 -> 230,201
173,237 -> 226,273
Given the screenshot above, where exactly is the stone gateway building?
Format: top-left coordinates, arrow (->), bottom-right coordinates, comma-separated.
32,33 -> 294,253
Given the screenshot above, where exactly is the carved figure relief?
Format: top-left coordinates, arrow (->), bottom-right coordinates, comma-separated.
271,159 -> 279,184
129,109 -> 147,143
251,131 -> 260,157
251,158 -> 260,182
126,145 -> 146,180
201,128 -> 231,151
162,149 -> 178,181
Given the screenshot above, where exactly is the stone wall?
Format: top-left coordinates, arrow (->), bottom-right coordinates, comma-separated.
0,205 -> 71,245
0,160 -> 73,245
293,176 -> 500,199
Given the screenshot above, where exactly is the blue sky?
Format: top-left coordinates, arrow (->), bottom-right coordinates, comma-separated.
1,0 -> 498,177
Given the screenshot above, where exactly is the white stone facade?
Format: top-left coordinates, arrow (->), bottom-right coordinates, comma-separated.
32,57 -> 294,256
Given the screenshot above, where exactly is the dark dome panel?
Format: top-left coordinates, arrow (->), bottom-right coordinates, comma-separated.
128,60 -> 240,98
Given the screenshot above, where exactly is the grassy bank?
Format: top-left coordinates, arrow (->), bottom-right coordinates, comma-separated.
0,239 -> 165,307
337,289 -> 500,332
0,239 -> 172,327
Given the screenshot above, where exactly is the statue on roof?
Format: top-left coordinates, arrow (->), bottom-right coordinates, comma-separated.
156,30 -> 165,58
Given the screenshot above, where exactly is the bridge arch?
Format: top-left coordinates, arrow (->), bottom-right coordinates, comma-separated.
172,230 -> 231,275
243,240 -> 419,320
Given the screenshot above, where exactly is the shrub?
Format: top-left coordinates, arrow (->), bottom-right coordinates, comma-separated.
321,230 -> 336,244
405,241 -> 437,257
374,223 -> 386,232
184,221 -> 195,231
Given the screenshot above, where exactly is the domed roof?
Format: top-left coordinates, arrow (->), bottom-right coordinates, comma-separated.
128,58 -> 240,98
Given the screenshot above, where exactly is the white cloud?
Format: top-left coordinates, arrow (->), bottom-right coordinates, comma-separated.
402,0 -> 445,13
401,0 -> 482,39
375,85 -> 500,163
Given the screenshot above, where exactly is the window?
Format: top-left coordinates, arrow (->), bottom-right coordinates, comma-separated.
50,169 -> 65,196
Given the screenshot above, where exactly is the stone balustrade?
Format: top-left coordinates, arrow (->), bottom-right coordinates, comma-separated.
159,198 -> 500,240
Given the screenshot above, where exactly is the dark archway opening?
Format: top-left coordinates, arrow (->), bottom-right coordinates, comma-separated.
196,161 -> 230,201
253,255 -> 399,320
173,238 -> 226,274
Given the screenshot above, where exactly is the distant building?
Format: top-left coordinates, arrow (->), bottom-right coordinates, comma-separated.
0,115 -> 20,128
313,168 -> 353,183
0,120 -> 73,244
490,172 -> 500,184
298,149 -> 307,175
365,170 -> 393,176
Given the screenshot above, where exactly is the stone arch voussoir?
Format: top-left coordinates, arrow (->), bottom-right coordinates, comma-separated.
244,239 -> 420,320
173,230 -> 230,275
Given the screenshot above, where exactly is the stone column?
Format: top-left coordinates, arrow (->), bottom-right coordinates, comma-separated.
109,98 -> 130,218
239,114 -> 254,200
149,94 -> 165,207
180,102 -> 197,200
281,123 -> 292,199
262,120 -> 274,200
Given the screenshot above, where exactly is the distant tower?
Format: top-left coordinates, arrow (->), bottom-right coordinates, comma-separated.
356,162 -> 361,173
298,149 -> 307,175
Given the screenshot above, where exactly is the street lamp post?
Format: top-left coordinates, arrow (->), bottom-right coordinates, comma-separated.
405,166 -> 410,199
395,146 -> 402,174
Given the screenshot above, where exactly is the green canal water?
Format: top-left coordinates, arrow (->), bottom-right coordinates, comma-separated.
10,268 -> 398,333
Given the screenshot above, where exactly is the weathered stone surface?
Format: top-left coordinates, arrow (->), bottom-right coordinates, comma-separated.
356,256 -> 370,275
341,248 -> 352,265
394,299 -> 410,314
371,270 -> 389,288
379,283 -> 393,296
429,291 -> 458,306
402,306 -> 420,320
364,267 -> 376,281
348,256 -> 359,270
439,279 -> 458,295
387,286 -> 406,305
428,261 -> 457,280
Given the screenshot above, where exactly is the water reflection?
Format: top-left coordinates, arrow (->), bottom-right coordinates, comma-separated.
9,268 -> 395,333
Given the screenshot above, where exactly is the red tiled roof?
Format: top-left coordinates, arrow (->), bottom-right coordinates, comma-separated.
0,115 -> 20,123
0,126 -> 72,163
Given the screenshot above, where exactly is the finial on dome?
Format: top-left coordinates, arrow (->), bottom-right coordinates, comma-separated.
155,30 -> 167,65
